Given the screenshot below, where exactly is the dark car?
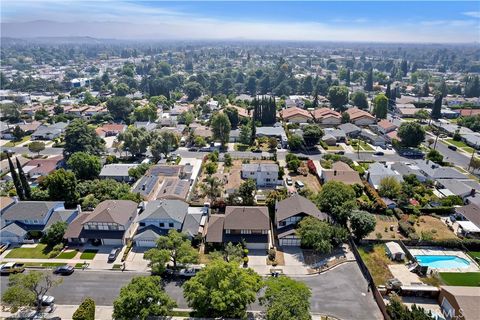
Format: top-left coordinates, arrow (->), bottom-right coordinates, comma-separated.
252,148 -> 262,153
447,145 -> 457,151
336,151 -> 345,155
374,151 -> 384,156
188,147 -> 198,151
108,248 -> 121,262
53,265 -> 74,275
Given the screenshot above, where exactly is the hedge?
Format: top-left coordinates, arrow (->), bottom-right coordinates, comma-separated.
402,239 -> 480,251
402,206 -> 455,216
393,208 -> 404,220
72,297 -> 95,320
398,221 -> 415,237
363,181 -> 387,214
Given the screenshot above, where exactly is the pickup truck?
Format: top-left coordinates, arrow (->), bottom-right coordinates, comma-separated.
0,262 -> 25,275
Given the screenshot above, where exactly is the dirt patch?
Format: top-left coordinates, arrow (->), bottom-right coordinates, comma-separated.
366,215 -> 406,240
289,172 -> 322,193
413,215 -> 457,240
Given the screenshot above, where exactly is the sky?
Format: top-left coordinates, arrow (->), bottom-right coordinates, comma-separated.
1,1 -> 480,43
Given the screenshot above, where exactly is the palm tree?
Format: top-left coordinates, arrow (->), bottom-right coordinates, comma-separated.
200,176 -> 221,202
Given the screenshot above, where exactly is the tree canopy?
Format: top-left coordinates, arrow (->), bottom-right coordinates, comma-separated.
67,152 -> 102,180
296,217 -> 348,254
64,119 -> 105,157
211,112 -> 231,147
397,122 -> 425,147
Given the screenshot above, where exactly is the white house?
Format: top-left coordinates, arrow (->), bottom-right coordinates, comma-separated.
241,163 -> 279,187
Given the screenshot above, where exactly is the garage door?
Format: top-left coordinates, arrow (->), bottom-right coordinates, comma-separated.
135,239 -> 156,248
279,238 -> 301,246
246,242 -> 268,250
102,238 -> 123,246
1,236 -> 21,244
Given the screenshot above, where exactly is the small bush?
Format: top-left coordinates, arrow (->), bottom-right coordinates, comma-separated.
243,248 -> 249,256
376,233 -> 383,240
398,221 -> 416,237
72,297 -> 95,320
268,249 -> 276,261
393,208 -> 404,220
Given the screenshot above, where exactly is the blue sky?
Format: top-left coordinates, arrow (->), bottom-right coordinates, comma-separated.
2,1 -> 479,42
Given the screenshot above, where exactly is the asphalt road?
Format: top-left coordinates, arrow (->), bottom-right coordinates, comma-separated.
424,133 -> 472,169
0,263 -> 382,319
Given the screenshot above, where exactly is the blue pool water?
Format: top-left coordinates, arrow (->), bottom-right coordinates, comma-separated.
415,255 -> 470,269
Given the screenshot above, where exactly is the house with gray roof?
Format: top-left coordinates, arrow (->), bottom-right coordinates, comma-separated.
415,160 -> 467,181
437,179 -> 478,199
256,126 -> 288,147
390,162 -> 427,182
99,163 -> 139,182
31,122 -> 68,140
134,200 -> 207,247
241,163 -> 279,187
338,123 -> 361,137
367,162 -> 403,189
275,194 -> 329,246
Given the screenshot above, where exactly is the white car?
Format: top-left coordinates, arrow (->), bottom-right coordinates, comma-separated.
41,295 -> 55,306
178,267 -> 202,278
286,177 -> 293,186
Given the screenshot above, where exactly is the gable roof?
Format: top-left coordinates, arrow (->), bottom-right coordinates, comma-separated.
224,206 -> 269,230
275,194 -> 327,222
205,214 -> 225,243
311,107 -> 341,120
456,203 -> 480,228
99,164 -> 138,177
415,160 -> 467,180
440,286 -> 480,320
63,213 -> 90,239
83,200 -> 138,226
346,107 -> 375,121
280,107 -> 313,120
2,201 -> 62,222
137,200 -> 188,224
156,178 -> 190,200
25,155 -> 63,176
0,222 -> 28,238
377,119 -> 398,131
338,123 -> 361,134
242,163 -> 279,172
181,212 -> 203,238
322,162 -> 363,185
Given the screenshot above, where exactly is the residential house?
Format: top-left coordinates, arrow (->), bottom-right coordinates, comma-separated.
321,134 -> 337,146
452,203 -> 480,238
376,119 -> 398,135
367,162 -> 404,189
359,129 -> 387,147
321,161 -> 362,185
0,197 -> 14,214
311,108 -> 341,126
279,107 -> 313,123
241,163 -> 279,187
133,200 -> 207,247
275,194 -> 329,246
64,200 -> 138,245
415,160 -> 467,181
134,121 -> 157,131
31,122 -> 68,140
256,126 -> 288,148
438,286 -> 480,320
338,123 -> 361,138
22,155 -> 63,180
156,178 -> 190,201
1,121 -> 42,140
323,128 -> 346,143
1,201 -> 78,243
436,179 -> 478,199
390,162 -> 427,182
0,155 -> 28,176
345,108 -> 376,126
95,123 -> 126,138
99,163 -> 139,182
205,206 -> 271,249
229,105 -> 251,119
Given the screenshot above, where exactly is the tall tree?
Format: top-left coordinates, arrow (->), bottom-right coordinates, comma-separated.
350,91 -> 369,109
106,96 -> 133,121
397,122 -> 425,148
261,276 -> 312,320
44,169 -> 79,207
302,124 -> 324,147
16,157 -> 31,199
350,211 -> 376,240
8,154 -> 24,200
365,68 -> 373,91
327,86 -> 349,111
373,94 -> 388,119
153,230 -> 198,269
150,131 -> 179,160
296,217 -> 348,254
67,152 -> 102,180
183,260 -> 262,318
118,127 -> 151,157
211,112 -> 231,147
64,119 -> 105,157
400,60 -> 408,77
431,94 -> 442,120
28,141 -> 45,156
224,107 -> 239,129
113,276 -> 176,320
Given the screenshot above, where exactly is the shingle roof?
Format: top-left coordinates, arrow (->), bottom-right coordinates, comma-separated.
2,201 -> 62,221
224,206 -> 269,230
99,164 -> 139,177
0,222 -> 28,237
440,286 -> 480,320
415,160 -> 467,179
242,163 -> 279,172
280,107 -> 313,120
275,194 -> 327,223
83,200 -> 138,226
156,178 -> 190,200
205,214 -> 224,243
137,200 -> 188,224
63,213 -> 90,239
133,225 -> 168,241
456,203 -> 480,228
181,212 -> 203,238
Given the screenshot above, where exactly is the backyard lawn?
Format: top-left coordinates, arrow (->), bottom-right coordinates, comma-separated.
358,244 -> 396,286
413,216 -> 457,240
79,249 -> 98,260
440,272 -> 480,287
5,244 -> 51,259
467,251 -> 480,262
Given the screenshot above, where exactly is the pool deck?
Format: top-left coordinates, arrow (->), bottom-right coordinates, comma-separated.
408,247 -> 479,272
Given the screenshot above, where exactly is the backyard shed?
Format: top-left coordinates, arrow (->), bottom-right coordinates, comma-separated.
385,241 -> 406,261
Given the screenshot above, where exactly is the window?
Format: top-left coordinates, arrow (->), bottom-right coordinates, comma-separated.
266,178 -> 270,182
279,221 -> 286,226
169,223 -> 174,228
139,222 -> 145,227
225,229 -> 230,234
159,223 -> 165,227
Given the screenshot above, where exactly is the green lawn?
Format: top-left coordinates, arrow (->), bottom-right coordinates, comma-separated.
351,139 -> 374,151
467,251 -> 480,261
440,272 -> 480,287
446,139 -> 468,148
24,262 -> 66,268
4,136 -> 31,147
79,249 -> 98,260
5,244 -> 51,259
56,250 -> 78,259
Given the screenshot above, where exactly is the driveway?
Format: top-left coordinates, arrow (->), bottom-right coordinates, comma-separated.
246,249 -> 270,275
295,262 -> 383,320
280,246 -> 309,275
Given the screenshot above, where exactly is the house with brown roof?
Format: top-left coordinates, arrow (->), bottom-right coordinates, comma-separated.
345,108 -> 376,126
376,119 -> 398,135
279,107 -> 313,123
275,194 -> 328,246
205,206 -> 271,249
95,123 -> 127,138
229,105 -> 251,119
23,155 -> 63,180
321,161 -> 363,186
311,108 -> 341,126
438,286 -> 480,320
64,200 -> 138,245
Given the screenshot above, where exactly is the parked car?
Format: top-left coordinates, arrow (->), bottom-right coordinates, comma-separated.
188,147 -> 198,151
447,145 -> 457,151
286,177 -> 293,186
374,151 -> 384,156
107,248 -> 121,262
252,148 -> 262,153
53,265 -> 74,275
178,267 -> 202,278
0,262 -> 25,275
41,295 -> 55,306
295,180 -> 305,189
336,151 -> 345,155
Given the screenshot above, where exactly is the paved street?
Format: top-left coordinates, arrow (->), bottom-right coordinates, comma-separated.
0,263 -> 382,319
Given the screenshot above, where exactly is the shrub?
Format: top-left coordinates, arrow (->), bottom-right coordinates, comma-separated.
243,248 -> 249,256
268,249 -> 276,261
376,233 -> 383,240
393,208 -> 404,220
306,160 -> 317,174
398,221 -> 416,237
243,256 -> 249,264
72,297 -> 95,320
363,181 -> 387,214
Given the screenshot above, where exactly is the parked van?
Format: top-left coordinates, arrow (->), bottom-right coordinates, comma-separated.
295,180 -> 305,189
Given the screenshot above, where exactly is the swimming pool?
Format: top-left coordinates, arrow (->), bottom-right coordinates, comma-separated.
415,255 -> 470,269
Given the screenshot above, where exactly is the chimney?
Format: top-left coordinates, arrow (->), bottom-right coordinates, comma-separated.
76,204 -> 82,213
426,159 -> 429,164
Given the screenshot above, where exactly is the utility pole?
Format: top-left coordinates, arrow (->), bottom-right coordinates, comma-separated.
433,128 -> 440,150
467,143 -> 477,172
